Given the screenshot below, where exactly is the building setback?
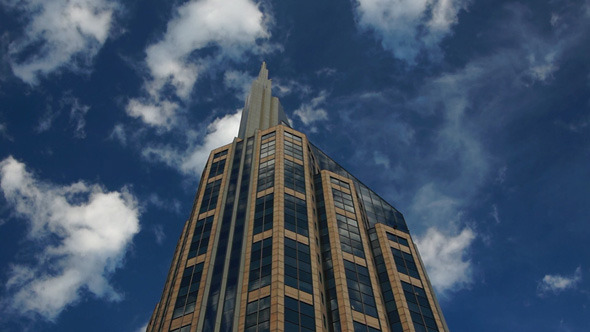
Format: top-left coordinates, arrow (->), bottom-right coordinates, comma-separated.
147,63 -> 450,332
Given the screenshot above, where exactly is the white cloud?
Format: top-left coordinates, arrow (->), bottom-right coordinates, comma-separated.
415,227 -> 476,296
0,156 -> 140,321
293,90 -> 329,127
353,0 -> 470,63
143,110 -> 241,175
126,99 -> 178,130
537,267 -> 583,296
6,0 -> 118,84
127,0 -> 270,130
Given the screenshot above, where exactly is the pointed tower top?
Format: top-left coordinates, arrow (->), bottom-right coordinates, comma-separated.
258,61 -> 268,80
238,63 -> 290,138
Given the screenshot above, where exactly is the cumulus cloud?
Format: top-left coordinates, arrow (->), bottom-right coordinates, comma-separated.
126,0 -> 270,130
537,267 -> 583,296
5,0 -> 119,84
0,156 -> 140,321
353,0 -> 471,63
415,227 -> 476,295
293,90 -> 329,129
143,110 -> 241,175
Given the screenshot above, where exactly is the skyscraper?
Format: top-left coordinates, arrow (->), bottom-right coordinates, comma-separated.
147,63 -> 449,332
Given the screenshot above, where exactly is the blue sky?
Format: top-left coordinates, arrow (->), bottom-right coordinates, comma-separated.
0,0 -> 589,331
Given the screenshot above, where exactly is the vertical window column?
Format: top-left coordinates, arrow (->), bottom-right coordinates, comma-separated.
245,296 -> 271,332
314,174 -> 341,332
172,262 -> 204,319
284,238 -> 313,294
284,296 -> 316,332
343,260 -> 378,318
188,215 -> 214,258
253,193 -> 274,235
335,214 -> 365,258
401,282 -> 439,332
284,193 -> 309,236
285,159 -> 306,193
391,248 -> 420,279
199,179 -> 222,213
249,237 -> 273,291
369,229 -> 403,332
257,133 -> 275,191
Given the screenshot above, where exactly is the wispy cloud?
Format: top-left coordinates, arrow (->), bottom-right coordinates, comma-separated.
353,0 -> 471,64
293,90 -> 329,131
537,267 -> 583,296
63,94 -> 90,139
5,0 -> 120,84
126,0 -> 272,130
0,156 -> 140,321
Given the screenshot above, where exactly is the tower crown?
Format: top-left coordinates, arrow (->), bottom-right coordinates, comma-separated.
237,62 -> 290,138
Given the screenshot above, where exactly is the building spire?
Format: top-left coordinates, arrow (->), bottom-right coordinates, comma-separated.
237,63 -> 290,139
258,61 -> 268,80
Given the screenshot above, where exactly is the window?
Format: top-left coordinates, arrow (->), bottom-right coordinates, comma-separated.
284,159 -> 306,193
257,158 -> 275,191
199,179 -> 222,213
387,232 -> 409,247
285,193 -> 309,236
213,149 -> 228,158
249,237 -> 273,291
332,188 -> 355,213
284,296 -> 315,332
173,263 -> 204,318
401,282 -> 439,332
284,238 -> 313,294
335,214 -> 364,258
353,321 -> 381,332
253,194 -> 273,234
284,131 -> 302,142
343,260 -> 378,317
391,248 -> 420,279
208,159 -> 226,178
284,139 -> 303,160
188,215 -> 213,258
330,177 -> 350,189
170,325 -> 191,332
260,137 -> 276,159
245,296 -> 271,332
261,131 -> 275,140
